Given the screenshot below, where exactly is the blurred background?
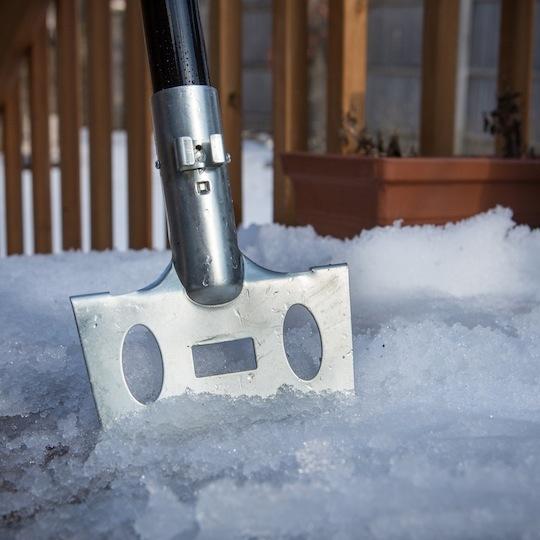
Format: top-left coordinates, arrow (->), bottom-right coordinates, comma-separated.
0,0 -> 538,256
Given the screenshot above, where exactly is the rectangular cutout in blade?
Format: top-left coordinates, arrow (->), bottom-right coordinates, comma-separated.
192,337 -> 257,378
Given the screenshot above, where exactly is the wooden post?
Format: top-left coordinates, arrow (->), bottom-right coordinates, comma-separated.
0,0 -> 51,105
420,0 -> 460,156
327,0 -> 368,154
3,80 -> 24,255
497,0 -> 535,155
87,0 -> 112,250
209,0 -> 242,224
29,22 -> 51,253
272,0 -> 308,225
57,0 -> 81,251
125,0 -> 152,249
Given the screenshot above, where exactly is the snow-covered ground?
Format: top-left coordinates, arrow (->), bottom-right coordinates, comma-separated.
1,207 -> 540,538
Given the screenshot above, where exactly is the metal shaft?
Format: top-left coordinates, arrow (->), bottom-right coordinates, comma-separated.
141,0 -> 210,90
141,0 -> 243,305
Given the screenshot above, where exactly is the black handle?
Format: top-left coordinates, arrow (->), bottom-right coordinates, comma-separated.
141,0 -> 210,92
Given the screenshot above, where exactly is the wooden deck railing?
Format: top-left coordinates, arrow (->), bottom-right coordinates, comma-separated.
0,0 -> 536,256
56,0 -> 81,251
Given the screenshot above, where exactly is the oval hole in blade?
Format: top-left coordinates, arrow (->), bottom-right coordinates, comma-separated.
283,304 -> 322,381
122,325 -> 163,404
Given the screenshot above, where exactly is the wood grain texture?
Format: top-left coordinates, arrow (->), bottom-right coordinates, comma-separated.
87,0 -> 112,250
497,0 -> 535,155
327,0 -> 368,154
209,0 -> 242,224
0,0 -> 49,103
57,0 -> 81,250
272,0 -> 308,224
29,21 -> 51,253
125,0 -> 152,249
420,0 -> 460,156
3,80 -> 24,254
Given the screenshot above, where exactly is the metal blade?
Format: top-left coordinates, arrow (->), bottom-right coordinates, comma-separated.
71,255 -> 354,428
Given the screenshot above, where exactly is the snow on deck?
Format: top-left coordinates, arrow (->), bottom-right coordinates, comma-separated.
1,207 -> 540,538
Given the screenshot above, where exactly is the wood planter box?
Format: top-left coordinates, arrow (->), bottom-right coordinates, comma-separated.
282,153 -> 540,238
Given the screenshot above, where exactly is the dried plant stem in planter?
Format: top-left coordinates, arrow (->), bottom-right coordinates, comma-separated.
483,91 -> 524,158
339,111 -> 403,157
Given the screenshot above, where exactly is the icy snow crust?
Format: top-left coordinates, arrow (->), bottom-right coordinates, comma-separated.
2,207 -> 540,539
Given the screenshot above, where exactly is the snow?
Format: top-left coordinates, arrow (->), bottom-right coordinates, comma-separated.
2,207 -> 540,538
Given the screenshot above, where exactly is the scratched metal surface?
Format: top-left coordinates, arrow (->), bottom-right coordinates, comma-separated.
71,255 -> 354,428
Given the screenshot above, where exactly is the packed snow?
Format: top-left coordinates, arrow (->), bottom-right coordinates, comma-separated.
2,207 -> 540,539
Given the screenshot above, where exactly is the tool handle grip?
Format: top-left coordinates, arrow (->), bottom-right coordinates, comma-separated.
141,0 -> 210,91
